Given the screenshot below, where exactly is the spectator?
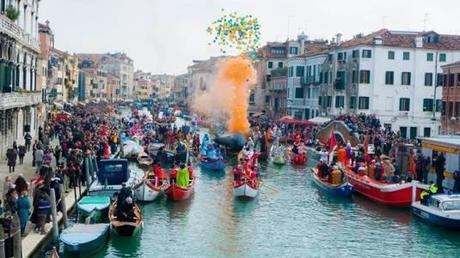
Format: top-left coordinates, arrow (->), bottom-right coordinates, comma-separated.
18,145 -> 26,165
6,147 -> 17,173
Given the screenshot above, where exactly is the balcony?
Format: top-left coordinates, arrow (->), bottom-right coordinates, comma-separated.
0,15 -> 39,51
270,67 -> 287,77
0,91 -> 42,110
301,76 -> 316,86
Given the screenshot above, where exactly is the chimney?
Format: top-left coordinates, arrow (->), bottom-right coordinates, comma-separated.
373,36 -> 383,45
415,36 -> 423,48
336,33 -> 343,45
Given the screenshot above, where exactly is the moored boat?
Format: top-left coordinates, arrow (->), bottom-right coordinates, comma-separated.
77,196 -> 111,222
59,223 -> 109,254
164,178 -> 196,201
134,173 -> 167,202
137,151 -> 153,167
109,202 -> 143,236
310,168 -> 353,197
344,168 -> 420,207
412,194 -> 460,229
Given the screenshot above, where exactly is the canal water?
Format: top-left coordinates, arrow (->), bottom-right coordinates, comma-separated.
37,155 -> 460,258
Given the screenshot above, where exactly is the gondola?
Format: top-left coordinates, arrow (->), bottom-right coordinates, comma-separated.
310,168 -> 353,197
199,156 -> 225,171
109,202 -> 143,236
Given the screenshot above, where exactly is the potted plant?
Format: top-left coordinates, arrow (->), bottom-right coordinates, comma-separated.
5,5 -> 19,22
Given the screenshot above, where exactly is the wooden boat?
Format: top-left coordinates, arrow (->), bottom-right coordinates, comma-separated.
134,174 -> 166,202
59,223 -> 109,253
137,152 -> 153,167
77,196 -> 111,222
310,168 -> 353,197
412,194 -> 460,229
199,156 -> 225,171
270,146 -> 286,165
109,202 -> 143,236
233,166 -> 259,199
344,168 -> 420,207
291,152 -> 307,166
164,178 -> 195,201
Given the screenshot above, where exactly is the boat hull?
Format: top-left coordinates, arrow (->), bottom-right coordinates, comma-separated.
310,168 -> 353,197
164,180 -> 195,201
109,203 -> 143,237
134,180 -> 161,202
233,181 -> 259,199
200,158 -> 225,171
345,169 -> 419,207
291,153 -> 307,166
412,202 -> 460,229
60,224 -> 109,254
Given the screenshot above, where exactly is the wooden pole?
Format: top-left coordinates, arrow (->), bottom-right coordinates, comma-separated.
11,214 -> 21,258
0,224 -> 5,258
50,188 -> 59,241
59,184 -> 68,228
85,157 -> 91,186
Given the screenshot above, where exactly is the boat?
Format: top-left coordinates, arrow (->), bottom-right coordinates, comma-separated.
109,202 -> 143,236
270,145 -> 286,165
199,156 -> 225,171
412,194 -> 460,229
137,151 -> 153,168
88,159 -> 130,197
122,140 -> 143,160
344,168 -> 420,207
77,196 -> 111,223
134,173 -> 167,202
291,151 -> 307,166
164,178 -> 195,201
146,143 -> 165,156
59,223 -> 109,254
310,168 -> 353,197
233,162 -> 260,199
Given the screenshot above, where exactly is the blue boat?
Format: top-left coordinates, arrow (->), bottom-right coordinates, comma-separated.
310,168 -> 353,197
200,156 -> 225,171
77,196 -> 111,222
60,223 -> 109,253
412,194 -> 460,229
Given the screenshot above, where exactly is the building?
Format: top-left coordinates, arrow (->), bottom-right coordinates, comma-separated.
187,56 -> 226,106
38,20 -> 53,103
0,0 -> 42,157
133,70 -> 154,100
316,29 -> 460,139
152,74 -> 175,101
173,73 -> 190,106
441,61 -> 460,134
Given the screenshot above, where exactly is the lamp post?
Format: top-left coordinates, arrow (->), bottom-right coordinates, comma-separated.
432,52 -> 439,121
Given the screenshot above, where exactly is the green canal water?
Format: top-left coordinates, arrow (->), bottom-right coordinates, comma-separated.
38,156 -> 460,258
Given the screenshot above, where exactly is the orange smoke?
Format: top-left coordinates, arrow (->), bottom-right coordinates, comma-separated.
219,56 -> 256,135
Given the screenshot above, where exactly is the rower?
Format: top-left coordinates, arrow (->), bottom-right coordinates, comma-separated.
117,196 -> 135,222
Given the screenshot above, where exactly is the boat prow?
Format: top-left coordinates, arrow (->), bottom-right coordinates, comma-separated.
233,180 -> 259,199
134,178 -> 164,202
164,178 -> 195,201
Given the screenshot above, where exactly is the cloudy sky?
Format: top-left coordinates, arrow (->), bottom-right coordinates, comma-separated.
40,0 -> 460,75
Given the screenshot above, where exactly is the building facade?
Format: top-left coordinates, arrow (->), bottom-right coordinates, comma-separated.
317,29 -> 460,139
173,73 -> 190,106
441,61 -> 460,134
0,0 -> 42,157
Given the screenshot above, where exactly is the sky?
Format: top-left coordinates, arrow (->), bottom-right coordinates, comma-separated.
40,0 -> 460,75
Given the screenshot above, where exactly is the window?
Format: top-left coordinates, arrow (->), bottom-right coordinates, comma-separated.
249,92 -> 255,103
278,62 -> 283,68
403,52 -> 410,60
271,47 -> 285,55
288,67 -> 294,77
437,73 -> 444,86
352,50 -> 359,58
449,73 -> 455,87
349,96 -> 357,109
457,74 -> 460,86
400,127 -> 407,139
352,70 -> 358,83
326,96 -> 332,107
358,97 -> 369,109
401,72 -> 411,85
424,127 -> 431,137
337,52 -> 347,61
265,95 -> 270,104
324,72 -> 329,84
423,98 -> 433,112
388,51 -> 395,60
385,71 -> 394,85
318,96 -> 322,106
424,73 -> 433,86
362,49 -> 372,58
289,47 -> 298,55
268,62 -> 273,69
336,71 -> 345,89
399,98 -> 410,111
335,96 -> 344,108
295,66 -> 305,77
359,70 -> 370,84
439,53 -> 446,62
427,53 -> 434,61
295,87 -> 304,98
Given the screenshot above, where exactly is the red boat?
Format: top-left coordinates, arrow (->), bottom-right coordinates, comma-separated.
344,168 -> 420,207
291,152 -> 307,166
164,179 -> 195,201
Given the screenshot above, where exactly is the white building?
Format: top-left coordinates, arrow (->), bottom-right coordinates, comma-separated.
0,0 -> 42,157
318,29 -> 460,139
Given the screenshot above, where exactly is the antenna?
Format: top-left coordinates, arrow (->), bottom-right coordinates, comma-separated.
287,15 -> 295,40
423,13 -> 431,31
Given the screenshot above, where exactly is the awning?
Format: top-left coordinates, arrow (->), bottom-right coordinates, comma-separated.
308,116 -> 332,125
277,117 -> 315,126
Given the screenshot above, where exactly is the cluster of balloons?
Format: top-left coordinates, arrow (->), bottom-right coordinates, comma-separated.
207,10 -> 261,58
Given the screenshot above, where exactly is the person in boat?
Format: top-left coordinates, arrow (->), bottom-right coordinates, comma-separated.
453,170 -> 460,193
434,153 -> 445,192
117,196 -> 135,222
207,145 -> 218,160
319,148 -> 329,165
169,162 -> 179,184
331,166 -> 342,185
375,161 -> 385,181
187,161 -> 194,180
246,137 -> 255,151
176,163 -> 190,187
368,160 -> 376,179
421,181 -> 439,205
117,183 -> 132,206
337,145 -> 347,166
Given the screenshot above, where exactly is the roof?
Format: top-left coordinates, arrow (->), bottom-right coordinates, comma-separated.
432,194 -> 460,202
338,29 -> 460,51
442,60 -> 460,69
420,136 -> 460,149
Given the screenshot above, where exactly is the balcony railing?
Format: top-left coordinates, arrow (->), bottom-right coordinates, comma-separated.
301,76 -> 316,85
0,91 -> 42,109
270,67 -> 287,77
0,15 -> 39,51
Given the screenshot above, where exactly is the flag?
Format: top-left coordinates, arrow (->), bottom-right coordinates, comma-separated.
363,132 -> 369,155
327,128 -> 337,153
